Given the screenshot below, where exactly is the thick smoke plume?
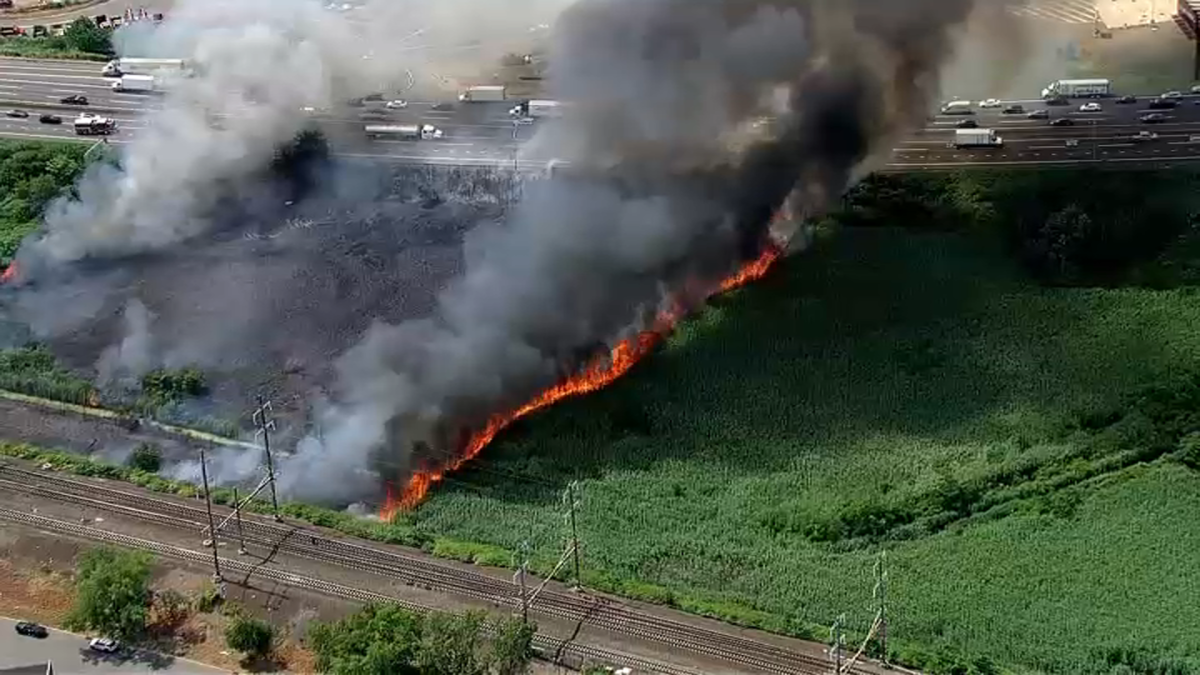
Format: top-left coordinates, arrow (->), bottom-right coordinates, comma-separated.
272,0 -> 1023,504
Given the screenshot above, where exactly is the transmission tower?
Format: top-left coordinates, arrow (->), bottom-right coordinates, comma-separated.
251,396 -> 282,521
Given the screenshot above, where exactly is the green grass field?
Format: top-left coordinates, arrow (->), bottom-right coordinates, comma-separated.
403,176 -> 1200,674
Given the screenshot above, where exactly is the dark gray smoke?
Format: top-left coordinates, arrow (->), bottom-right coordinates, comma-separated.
265,0 -> 1022,504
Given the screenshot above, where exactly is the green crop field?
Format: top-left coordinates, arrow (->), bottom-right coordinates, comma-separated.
401,171 -> 1200,674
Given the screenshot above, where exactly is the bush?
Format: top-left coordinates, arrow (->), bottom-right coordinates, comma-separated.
127,443 -> 162,473
65,546 -> 154,640
140,367 -> 207,403
62,16 -> 111,55
225,615 -> 274,659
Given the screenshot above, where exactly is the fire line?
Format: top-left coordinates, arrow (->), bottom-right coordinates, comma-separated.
382,242 -> 784,521
0,262 -> 16,284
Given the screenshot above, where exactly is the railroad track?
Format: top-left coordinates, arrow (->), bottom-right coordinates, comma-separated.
0,505 -> 695,675
0,463 -> 872,674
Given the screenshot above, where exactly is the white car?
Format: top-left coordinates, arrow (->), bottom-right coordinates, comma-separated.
385,99 -> 408,109
978,98 -> 1002,108
1078,102 -> 1102,112
89,637 -> 119,653
513,116 -> 534,125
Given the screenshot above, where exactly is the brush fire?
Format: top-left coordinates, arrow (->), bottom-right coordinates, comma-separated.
381,238 -> 784,520
0,262 -> 15,284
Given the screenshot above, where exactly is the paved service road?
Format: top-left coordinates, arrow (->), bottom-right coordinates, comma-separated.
0,617 -> 229,673
4,56 -> 1200,170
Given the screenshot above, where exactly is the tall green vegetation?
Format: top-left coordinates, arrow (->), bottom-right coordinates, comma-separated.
224,614 -> 275,661
65,546 -> 154,640
0,343 -> 95,404
0,17 -> 112,60
0,140 -> 87,263
308,604 -> 535,675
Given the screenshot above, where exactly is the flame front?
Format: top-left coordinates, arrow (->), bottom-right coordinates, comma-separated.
0,262 -> 16,284
382,243 -> 783,519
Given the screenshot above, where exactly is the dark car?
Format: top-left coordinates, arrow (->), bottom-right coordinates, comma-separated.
15,622 -> 48,638
431,102 -> 454,111
955,119 -> 978,128
1044,96 -> 1069,106
1140,113 -> 1169,123
1001,104 -> 1025,114
1115,95 -> 1137,104
346,97 -> 365,107
1147,99 -> 1177,110
38,113 -> 61,124
1049,117 -> 1075,126
5,109 -> 28,118
1026,109 -> 1050,120
59,94 -> 88,105
360,110 -> 389,121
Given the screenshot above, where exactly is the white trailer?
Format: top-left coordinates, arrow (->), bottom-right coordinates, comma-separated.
364,124 -> 443,140
952,128 -> 1003,148
1041,78 -> 1110,99
509,99 -> 565,119
940,100 -> 974,115
101,58 -> 188,77
110,74 -> 158,93
458,85 -> 506,102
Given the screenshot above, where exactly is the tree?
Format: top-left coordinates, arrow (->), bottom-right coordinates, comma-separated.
141,367 -> 207,403
62,17 -> 111,55
225,614 -> 275,659
309,604 -> 422,675
488,616 -> 536,675
415,610 -> 488,675
128,443 -> 161,473
66,546 -> 154,640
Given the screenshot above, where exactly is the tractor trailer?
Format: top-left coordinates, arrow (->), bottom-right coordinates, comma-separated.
952,128 -> 1003,148
364,124 -> 443,140
1041,78 -> 1110,99
458,85 -> 506,102
509,99 -> 565,119
110,75 -> 160,93
73,115 -> 117,136
102,58 -> 188,77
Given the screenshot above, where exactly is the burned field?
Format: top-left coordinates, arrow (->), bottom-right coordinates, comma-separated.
2,162 -> 518,428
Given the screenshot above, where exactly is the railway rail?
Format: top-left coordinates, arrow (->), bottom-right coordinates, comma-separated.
0,505 -> 694,675
0,462 -> 877,674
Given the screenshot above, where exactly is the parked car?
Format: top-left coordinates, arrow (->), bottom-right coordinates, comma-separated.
1115,95 -> 1137,104
955,119 -> 978,128
1026,109 -> 1049,120
1140,113 -> 1169,123
38,113 -> 61,124
5,109 -> 28,118
59,94 -> 88,105
1049,117 -> 1075,126
89,637 -> 119,653
1001,104 -> 1025,114
15,621 -> 48,638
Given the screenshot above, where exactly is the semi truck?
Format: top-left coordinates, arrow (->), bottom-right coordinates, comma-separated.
110,75 -> 159,93
509,99 -> 564,119
101,58 -> 188,77
1040,78 -> 1110,100
73,115 -> 117,135
952,128 -> 1003,148
458,85 -> 506,102
364,124 -> 443,140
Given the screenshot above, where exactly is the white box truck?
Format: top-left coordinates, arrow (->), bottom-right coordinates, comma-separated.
102,58 -> 188,77
940,100 -> 974,115
509,99 -> 564,119
110,75 -> 158,93
458,85 -> 506,102
364,124 -> 443,140
952,128 -> 1003,148
1041,78 -> 1110,100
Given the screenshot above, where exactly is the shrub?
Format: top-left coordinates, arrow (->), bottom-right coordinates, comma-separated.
225,615 -> 274,659
65,546 -> 154,640
127,443 -> 162,473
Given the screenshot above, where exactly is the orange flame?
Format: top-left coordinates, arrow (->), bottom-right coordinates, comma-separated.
0,262 -> 15,284
380,243 -> 784,521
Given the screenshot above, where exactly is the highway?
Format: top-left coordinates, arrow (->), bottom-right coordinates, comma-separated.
0,617 -> 228,673
3,57 -> 1200,170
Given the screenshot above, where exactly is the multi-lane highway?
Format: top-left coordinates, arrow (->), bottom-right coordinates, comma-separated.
3,56 -> 1200,171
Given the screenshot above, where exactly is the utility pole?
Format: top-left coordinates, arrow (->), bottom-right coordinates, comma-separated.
563,481 -> 582,589
874,552 -> 889,665
830,613 -> 846,674
199,447 -> 221,582
513,541 -> 531,624
233,486 -> 247,556
252,396 -> 281,521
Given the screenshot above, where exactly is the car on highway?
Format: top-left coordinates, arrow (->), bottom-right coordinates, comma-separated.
1065,139 -> 1079,147
1132,131 -> 1159,142
1044,96 -> 1069,106
1161,90 -> 1183,100
38,114 -> 61,124
431,102 -> 454,111
1078,102 -> 1102,112
955,119 -> 978,128
513,116 -> 535,125
89,637 -> 119,653
59,94 -> 88,105
1140,113 -> 1169,123
15,621 -> 48,638
1147,99 -> 1178,110
360,110 -> 389,121
1190,134 -> 1200,143
363,92 -> 384,101
978,98 -> 1002,108
4,109 -> 28,118
1115,95 -> 1138,104
1049,117 -> 1075,126
385,99 -> 408,109
1001,104 -> 1025,114
1026,109 -> 1049,120
346,97 -> 365,107
1191,85 -> 1200,94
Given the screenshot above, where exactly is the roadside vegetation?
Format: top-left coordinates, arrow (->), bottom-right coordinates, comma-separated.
0,17 -> 112,60
0,139 -> 88,264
